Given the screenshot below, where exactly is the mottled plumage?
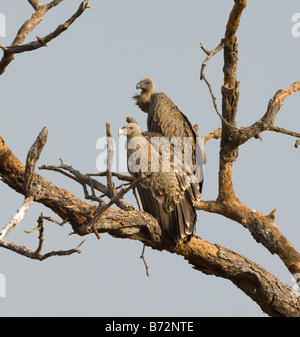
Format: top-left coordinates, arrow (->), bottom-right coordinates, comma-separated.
133,78 -> 205,196
119,122 -> 199,245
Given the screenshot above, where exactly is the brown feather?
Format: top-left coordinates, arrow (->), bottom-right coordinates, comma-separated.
132,79 -> 206,243
120,122 -> 198,245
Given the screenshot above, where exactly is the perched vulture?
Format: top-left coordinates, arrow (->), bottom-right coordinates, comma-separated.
133,77 -> 206,198
118,122 -> 200,245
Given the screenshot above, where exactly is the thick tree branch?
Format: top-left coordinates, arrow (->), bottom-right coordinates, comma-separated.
1,126 -> 300,315
172,237 -> 300,317
224,0 -> 247,46
0,136 -> 94,229
214,2 -> 246,205
78,207 -> 300,317
199,0 -> 300,279
195,200 -> 300,276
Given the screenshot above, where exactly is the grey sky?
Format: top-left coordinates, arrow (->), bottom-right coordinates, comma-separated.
0,1 -> 300,317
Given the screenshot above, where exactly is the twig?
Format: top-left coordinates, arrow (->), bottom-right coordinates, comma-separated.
0,0 -> 91,75
88,171 -> 133,182
0,207 -> 85,260
82,180 -> 106,205
85,178 -> 144,236
22,212 -> 86,259
236,82 -> 300,147
0,238 -> 85,261
24,212 -> 67,234
200,41 -> 225,75
200,41 -> 238,129
41,214 -> 68,226
106,122 -> 115,193
40,160 -> 134,211
268,126 -> 300,141
36,214 -> 45,256
204,128 -> 222,144
140,244 -> 150,277
133,188 -> 142,211
0,197 -> 34,240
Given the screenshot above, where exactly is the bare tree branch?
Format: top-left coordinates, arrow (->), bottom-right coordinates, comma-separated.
0,237 -> 85,261
39,159 -> 134,211
204,128 -> 222,143
83,178 -> 144,236
28,0 -> 42,10
0,135 -> 94,228
46,0 -> 64,11
195,199 -> 300,276
269,126 -> 300,140
234,82 -> 300,146
0,197 -> 34,240
140,244 -> 150,277
24,127 -> 48,197
106,122 -> 115,193
0,0 -> 90,75
88,171 -> 133,183
78,206 -> 300,317
200,41 -> 226,124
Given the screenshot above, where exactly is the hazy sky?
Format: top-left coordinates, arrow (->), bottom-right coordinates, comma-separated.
0,1 -> 300,317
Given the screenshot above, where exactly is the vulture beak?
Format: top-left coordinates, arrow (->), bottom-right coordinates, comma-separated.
136,81 -> 143,90
118,127 -> 127,137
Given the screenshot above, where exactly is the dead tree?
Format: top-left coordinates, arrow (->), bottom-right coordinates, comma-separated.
1,0 -> 300,317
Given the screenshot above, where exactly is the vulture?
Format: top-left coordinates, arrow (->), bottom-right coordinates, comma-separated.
133,77 -> 206,198
118,122 -> 200,245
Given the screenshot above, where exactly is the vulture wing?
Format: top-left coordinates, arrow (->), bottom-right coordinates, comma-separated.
149,92 -> 205,195
121,123 -> 198,244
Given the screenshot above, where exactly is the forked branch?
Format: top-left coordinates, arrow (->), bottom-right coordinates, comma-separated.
0,0 -> 90,75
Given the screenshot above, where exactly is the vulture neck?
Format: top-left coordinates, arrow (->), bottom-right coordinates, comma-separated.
139,89 -> 154,105
137,89 -> 155,113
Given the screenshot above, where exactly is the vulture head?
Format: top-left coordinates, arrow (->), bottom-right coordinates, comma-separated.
136,78 -> 155,94
118,123 -> 142,138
